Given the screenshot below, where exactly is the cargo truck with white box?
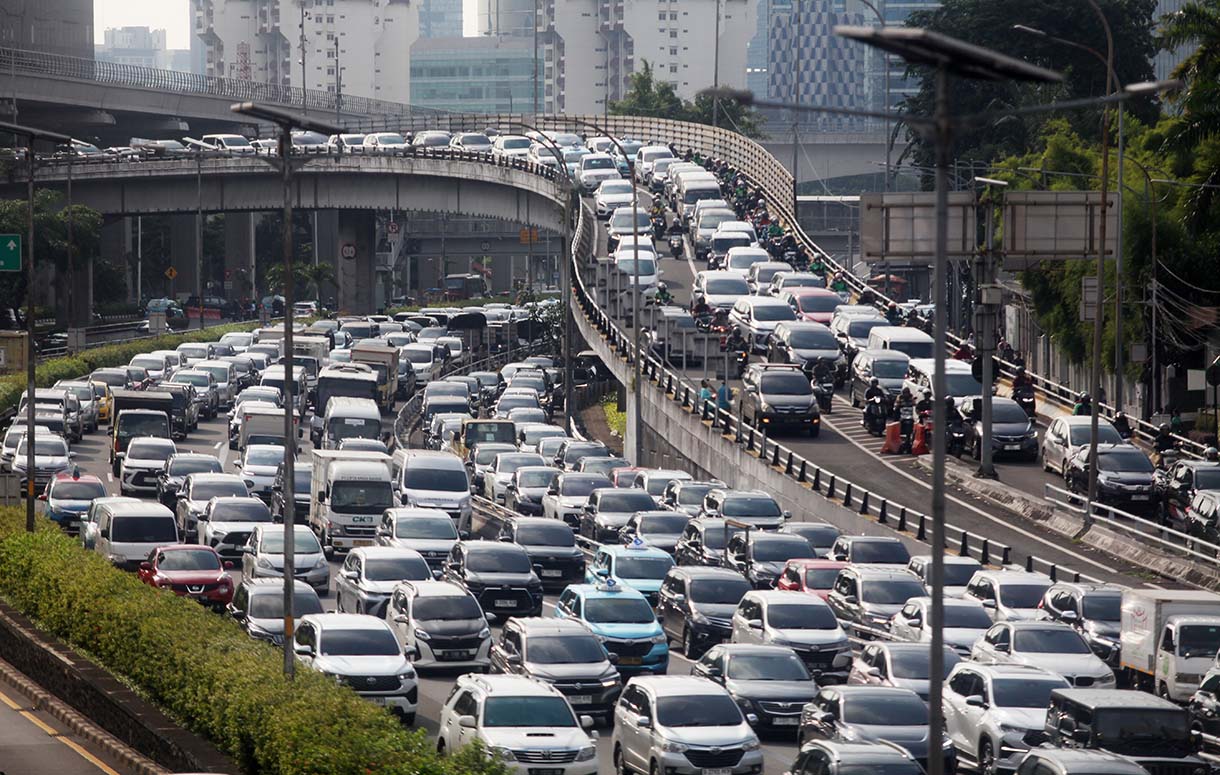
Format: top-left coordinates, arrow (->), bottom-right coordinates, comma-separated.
310,449 -> 395,558
1120,588 -> 1220,701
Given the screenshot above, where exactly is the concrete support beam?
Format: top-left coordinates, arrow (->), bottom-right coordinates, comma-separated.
168,214 -> 198,303
314,210 -> 340,308
100,217 -> 133,303
223,212 -> 257,305
333,211 -> 375,315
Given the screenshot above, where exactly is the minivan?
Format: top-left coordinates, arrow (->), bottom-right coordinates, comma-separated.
849,348 -> 911,404
866,326 -> 935,359
93,501 -> 178,570
677,177 -> 725,224
391,449 -> 472,525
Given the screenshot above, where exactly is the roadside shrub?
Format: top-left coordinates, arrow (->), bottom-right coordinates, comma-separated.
0,510 -> 506,775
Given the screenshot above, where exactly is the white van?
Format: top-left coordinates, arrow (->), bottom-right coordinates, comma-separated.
635,145 -> 675,181
866,326 -> 936,360
201,133 -> 255,155
391,449 -> 472,526
401,344 -> 441,385
676,176 -> 723,224
261,364 -> 310,418
323,397 -> 383,450
723,246 -> 772,277
903,357 -> 983,399
94,501 -> 178,570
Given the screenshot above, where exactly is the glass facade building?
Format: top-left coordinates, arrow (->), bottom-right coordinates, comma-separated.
410,36 -> 541,113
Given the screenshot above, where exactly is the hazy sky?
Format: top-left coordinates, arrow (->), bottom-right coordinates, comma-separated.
95,0 -> 483,50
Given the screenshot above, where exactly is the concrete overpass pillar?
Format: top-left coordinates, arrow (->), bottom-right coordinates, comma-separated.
100,217 -> 133,303
169,214 -> 199,303
332,211 -> 376,315
224,212 -> 257,306
314,210 -> 340,309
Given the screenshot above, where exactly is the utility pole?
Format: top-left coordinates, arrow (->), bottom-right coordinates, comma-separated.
299,2 -> 309,114
712,0 -> 721,129
532,0 -> 539,114
334,36 -> 342,126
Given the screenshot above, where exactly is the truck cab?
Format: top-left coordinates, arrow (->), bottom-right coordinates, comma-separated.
311,449 -> 395,558
108,390 -> 173,476
321,397 -> 383,450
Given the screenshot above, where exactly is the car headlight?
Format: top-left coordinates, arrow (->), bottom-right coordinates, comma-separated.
999,724 -> 1028,737
398,670 -> 415,681
575,746 -> 596,762
600,676 -> 620,688
477,627 -> 490,639
256,557 -> 274,569
658,739 -> 688,753
489,746 -> 516,762
415,629 -> 431,641
650,633 -> 667,644
107,554 -> 126,564
742,738 -> 761,752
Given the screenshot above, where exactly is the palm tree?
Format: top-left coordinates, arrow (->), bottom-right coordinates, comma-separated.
263,261 -> 336,303
1159,0 -> 1220,145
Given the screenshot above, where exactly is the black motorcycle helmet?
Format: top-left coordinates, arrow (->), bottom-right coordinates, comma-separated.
1078,392 -> 1090,403
901,387 -> 912,399
1160,423 -> 1171,434
1206,447 -> 1220,462
1016,366 -> 1026,376
870,378 -> 879,388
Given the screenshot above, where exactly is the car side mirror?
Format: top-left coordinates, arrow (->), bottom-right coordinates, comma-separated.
459,530 -> 470,540
995,642 -> 1010,654
458,714 -> 477,729
581,715 -> 595,731
635,715 -> 651,729
240,546 -> 253,554
816,711 -> 835,724
843,594 -> 858,605
36,493 -> 46,501
981,600 -> 996,609
99,528 -> 109,539
747,618 -> 763,629
833,552 -> 847,562
867,667 -> 881,678
317,491 -> 327,504
607,652 -> 620,665
547,486 -> 559,496
230,608 -> 247,622
341,569 -> 357,580
404,644 -> 417,659
293,642 -> 314,656
965,695 -> 988,709
1060,610 -> 1078,621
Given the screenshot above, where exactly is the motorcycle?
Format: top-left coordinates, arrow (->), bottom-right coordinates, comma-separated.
946,420 -> 967,458
669,235 -> 684,259
651,214 -> 667,240
1154,445 -> 1182,470
897,404 -> 917,454
863,394 -> 890,436
1013,384 -> 1036,419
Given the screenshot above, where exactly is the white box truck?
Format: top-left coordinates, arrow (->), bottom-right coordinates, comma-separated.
310,449 -> 394,557
1120,588 -> 1220,701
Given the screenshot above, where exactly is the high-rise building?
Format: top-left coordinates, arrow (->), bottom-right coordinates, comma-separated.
96,26 -> 192,71
476,0 -> 754,115
0,0 -> 94,59
768,0 -> 865,114
191,0 -> 419,104
420,0 -> 463,38
1154,0 -> 1189,82
410,35 -> 539,112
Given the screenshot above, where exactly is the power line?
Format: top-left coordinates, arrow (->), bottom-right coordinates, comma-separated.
1157,258 -> 1220,295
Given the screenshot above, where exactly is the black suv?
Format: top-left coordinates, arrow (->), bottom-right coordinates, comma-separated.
1045,688 -> 1208,775
488,617 -> 622,719
443,542 -> 544,618
1064,444 -> 1157,516
470,513 -> 585,591
739,363 -> 820,436
724,531 -> 817,589
657,566 -> 751,658
227,578 -> 323,645
270,462 -> 312,524
1038,583 -> 1123,667
1185,490 -> 1220,554
675,517 -> 747,567
1155,459 -> 1220,529
766,321 -> 847,385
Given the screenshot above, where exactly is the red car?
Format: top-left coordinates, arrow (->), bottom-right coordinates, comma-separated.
138,545 -> 235,609
775,558 -> 848,601
786,289 -> 842,325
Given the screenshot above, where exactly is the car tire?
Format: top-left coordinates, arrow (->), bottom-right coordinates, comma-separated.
810,425 -> 820,439
682,627 -> 699,659
614,745 -> 633,775
400,712 -> 415,726
650,761 -> 660,775
1158,680 -> 1170,699
979,738 -> 996,775
436,739 -> 446,756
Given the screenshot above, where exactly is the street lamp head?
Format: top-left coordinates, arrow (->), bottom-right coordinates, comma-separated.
1012,24 -> 1048,38
835,25 -> 1063,84
696,86 -> 756,106
229,102 -> 344,135
1124,78 -> 1183,96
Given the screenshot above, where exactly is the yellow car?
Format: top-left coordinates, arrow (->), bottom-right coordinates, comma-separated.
91,380 -> 113,425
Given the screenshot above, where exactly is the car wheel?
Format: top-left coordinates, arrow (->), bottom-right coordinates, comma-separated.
614,745 -> 633,775
436,740 -> 446,756
400,712 -> 415,726
650,761 -> 660,775
1158,680 -> 1170,699
979,738 -> 996,775
972,440 -> 981,461
809,425 -> 820,439
682,627 -> 699,659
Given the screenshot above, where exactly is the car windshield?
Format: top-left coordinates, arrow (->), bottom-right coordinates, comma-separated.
690,577 -> 750,604
130,356 -> 164,370
319,628 -> 400,656
703,526 -> 745,550
759,372 -> 812,396
111,516 -> 176,543
1098,449 -> 1154,473
804,568 -> 841,588
365,556 -> 430,581
1013,627 -> 1089,654
475,445 -> 515,464
987,403 -> 1030,424
638,514 -> 688,534
788,329 -> 838,349
1068,424 -> 1124,445
656,695 -> 743,727
158,549 -> 220,571
413,595 -> 483,621
1081,594 -> 1121,621
585,596 -> 656,624
862,579 -> 927,605
395,516 -> 457,539
403,466 -> 468,492
1095,709 -> 1189,742
527,635 -> 606,664
722,496 -> 781,518
403,349 -> 433,364
244,447 -> 283,467
891,648 -> 959,678
766,604 -> 839,629
561,476 -> 610,496
374,134 -> 406,145
944,605 -> 992,628
516,524 -> 574,547
998,583 -> 1049,608
598,491 -> 656,512
726,653 -> 810,681
852,541 -> 911,564
1178,624 -> 1220,658
843,694 -> 928,725
483,696 -> 576,728
179,345 -> 209,358
754,539 -> 815,562
261,530 -> 322,554
942,563 -> 981,587
192,480 -> 249,500
872,360 -> 907,379
211,500 -> 272,522
787,525 -> 840,547
330,481 -> 394,512
991,677 -> 1067,707
170,457 -> 222,476
795,295 -> 842,314
117,415 -> 165,436
847,319 -> 886,337
128,441 -> 174,460
249,591 -> 323,619
1195,469 -> 1220,490
839,766 -> 924,775
614,556 -> 674,579
941,373 -> 983,396
616,258 -> 657,276
676,485 -> 715,505
496,454 -> 544,474
467,548 -> 531,573
584,156 -> 615,169
705,278 -> 749,295
51,481 -> 105,500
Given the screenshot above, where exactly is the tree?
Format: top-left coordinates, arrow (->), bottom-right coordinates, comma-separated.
900,0 -> 1157,177
611,60 -> 765,138
264,258 -> 335,301
0,191 -> 102,323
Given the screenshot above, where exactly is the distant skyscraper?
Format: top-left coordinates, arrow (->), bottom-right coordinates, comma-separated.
96,26 -> 192,71
411,35 -> 539,111
768,0 -> 866,117
0,0 -> 94,59
420,0 -> 464,39
1153,0 -> 1190,82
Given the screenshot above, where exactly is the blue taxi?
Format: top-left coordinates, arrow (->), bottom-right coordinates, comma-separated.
555,577 -> 669,676
584,541 -> 675,606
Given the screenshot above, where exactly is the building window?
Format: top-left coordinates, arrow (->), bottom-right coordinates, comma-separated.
670,11 -> 677,19
669,46 -> 677,55
669,64 -> 677,73
658,11 -> 666,19
670,30 -> 677,37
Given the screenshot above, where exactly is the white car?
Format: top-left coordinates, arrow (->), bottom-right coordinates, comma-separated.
962,569 -> 1052,622
334,546 -> 433,618
385,580 -> 491,670
236,443 -> 284,502
294,613 -> 417,723
483,452 -> 546,504
723,246 -> 772,278
542,472 -> 611,528
889,596 -> 993,656
907,554 -> 983,599
692,270 -> 750,312
728,295 -> 798,353
1040,415 -> 1129,475
492,134 -> 533,159
614,253 -> 661,299
969,621 -> 1116,688
594,179 -> 637,218
437,673 -> 597,774
362,132 -> 407,152
577,152 -> 621,192
375,507 -> 461,573
729,590 -> 852,682
943,663 -> 1071,775
197,495 -> 270,560
402,344 -> 442,385
119,437 -> 177,497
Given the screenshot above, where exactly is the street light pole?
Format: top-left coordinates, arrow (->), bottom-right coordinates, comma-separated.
712,0 -> 721,129
231,102 -> 342,680
196,146 -> 204,330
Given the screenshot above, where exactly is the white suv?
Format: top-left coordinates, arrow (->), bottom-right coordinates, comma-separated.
293,613 -> 417,723
611,675 -> 763,775
436,673 -> 598,774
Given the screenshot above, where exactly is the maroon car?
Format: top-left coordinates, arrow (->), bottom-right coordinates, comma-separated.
138,545 -> 234,609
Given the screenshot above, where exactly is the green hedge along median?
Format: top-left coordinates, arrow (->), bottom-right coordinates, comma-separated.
0,509 -> 507,775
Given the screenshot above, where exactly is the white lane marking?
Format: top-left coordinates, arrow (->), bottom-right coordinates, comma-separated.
105,473 -> 112,483
818,406 -> 1133,579
213,442 -> 223,450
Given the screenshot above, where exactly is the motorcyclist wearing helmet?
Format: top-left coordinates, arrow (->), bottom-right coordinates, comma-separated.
915,389 -> 934,416
767,220 -> 784,239
1072,392 -> 1092,416
812,358 -> 833,385
1205,447 -> 1220,462
885,302 -> 902,325
1112,411 -> 1132,439
896,386 -> 916,410
725,326 -> 747,355
1154,423 -> 1176,453
691,296 -> 711,319
653,282 -> 673,306
865,378 -> 886,402
830,272 -> 849,294
1012,366 -> 1032,391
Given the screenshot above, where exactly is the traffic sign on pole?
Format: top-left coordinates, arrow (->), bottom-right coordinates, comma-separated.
0,235 -> 21,272
340,243 -> 357,260
164,266 -> 178,280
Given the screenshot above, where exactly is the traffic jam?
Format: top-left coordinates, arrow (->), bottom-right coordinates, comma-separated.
19,127 -> 1220,775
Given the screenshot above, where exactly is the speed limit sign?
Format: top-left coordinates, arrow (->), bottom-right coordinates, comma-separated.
340,243 -> 356,260
387,221 -> 400,235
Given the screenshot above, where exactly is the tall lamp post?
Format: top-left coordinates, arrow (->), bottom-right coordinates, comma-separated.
0,120 -> 70,533
230,102 -> 342,680
183,137 -> 213,331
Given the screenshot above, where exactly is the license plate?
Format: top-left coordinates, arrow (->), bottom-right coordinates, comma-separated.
438,650 -> 473,661
773,716 -> 799,726
352,539 -> 373,547
703,769 -> 732,775
529,769 -> 564,775
1004,444 -> 1021,451
1131,495 -> 1150,501
494,599 -> 518,608
540,569 -> 562,577
618,656 -> 643,665
569,694 -> 592,705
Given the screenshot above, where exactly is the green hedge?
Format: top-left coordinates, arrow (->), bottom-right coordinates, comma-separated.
0,509 -> 506,775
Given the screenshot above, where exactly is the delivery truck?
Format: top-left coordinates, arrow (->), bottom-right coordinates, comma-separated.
310,449 -> 394,557
1120,588 -> 1220,701
351,341 -> 400,413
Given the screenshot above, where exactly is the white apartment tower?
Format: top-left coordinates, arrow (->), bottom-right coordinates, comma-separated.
192,0 -> 419,104
477,0 -> 754,115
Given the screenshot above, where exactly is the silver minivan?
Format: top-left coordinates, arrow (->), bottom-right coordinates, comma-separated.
93,501 -> 178,570
196,359 -> 238,408
392,449 -> 472,526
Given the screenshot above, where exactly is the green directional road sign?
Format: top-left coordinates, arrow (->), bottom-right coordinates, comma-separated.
0,235 -> 20,272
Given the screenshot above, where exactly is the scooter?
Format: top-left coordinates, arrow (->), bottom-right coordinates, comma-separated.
897,404 -> 917,454
863,395 -> 890,436
669,234 -> 684,259
1013,384 -> 1036,419
946,420 -> 967,459
651,214 -> 667,241
813,374 -> 835,415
